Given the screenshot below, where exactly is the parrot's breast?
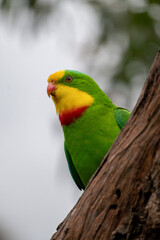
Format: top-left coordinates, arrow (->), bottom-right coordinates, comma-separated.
63,105 -> 121,187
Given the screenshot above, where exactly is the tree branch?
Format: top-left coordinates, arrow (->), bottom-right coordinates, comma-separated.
51,50 -> 160,240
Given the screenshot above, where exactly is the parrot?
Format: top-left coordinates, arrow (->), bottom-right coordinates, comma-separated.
47,70 -> 131,190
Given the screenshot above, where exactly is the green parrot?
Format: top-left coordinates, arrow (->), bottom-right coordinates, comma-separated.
47,70 -> 131,190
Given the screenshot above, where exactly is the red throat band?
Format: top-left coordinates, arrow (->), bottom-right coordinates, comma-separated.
59,106 -> 88,126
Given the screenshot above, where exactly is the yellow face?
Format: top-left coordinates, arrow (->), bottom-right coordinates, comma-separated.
48,70 -> 65,83
47,70 -> 94,114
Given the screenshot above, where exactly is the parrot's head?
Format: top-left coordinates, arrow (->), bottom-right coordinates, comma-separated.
47,70 -> 108,125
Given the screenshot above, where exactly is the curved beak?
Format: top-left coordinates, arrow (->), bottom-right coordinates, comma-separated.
47,82 -> 57,97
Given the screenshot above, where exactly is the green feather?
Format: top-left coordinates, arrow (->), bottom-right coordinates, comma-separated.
64,142 -> 85,190
114,107 -> 131,129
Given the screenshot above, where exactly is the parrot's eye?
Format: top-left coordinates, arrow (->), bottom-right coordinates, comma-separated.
65,76 -> 73,83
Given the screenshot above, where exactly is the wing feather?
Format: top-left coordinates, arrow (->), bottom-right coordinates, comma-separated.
114,107 -> 131,129
64,142 -> 85,190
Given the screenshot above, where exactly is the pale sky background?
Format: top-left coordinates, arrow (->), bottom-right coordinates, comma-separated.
0,1 -> 144,240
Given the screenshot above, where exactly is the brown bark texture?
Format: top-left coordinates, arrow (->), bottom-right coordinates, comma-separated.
51,51 -> 160,240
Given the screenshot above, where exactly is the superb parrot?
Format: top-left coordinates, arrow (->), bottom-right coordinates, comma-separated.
47,70 -> 131,190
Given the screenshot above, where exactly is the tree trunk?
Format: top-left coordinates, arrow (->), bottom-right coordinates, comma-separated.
51,51 -> 160,240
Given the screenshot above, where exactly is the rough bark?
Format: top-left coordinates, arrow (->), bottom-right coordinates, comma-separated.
51,51 -> 160,240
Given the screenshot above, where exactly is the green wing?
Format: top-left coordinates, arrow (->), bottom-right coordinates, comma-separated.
114,107 -> 131,130
64,142 -> 85,190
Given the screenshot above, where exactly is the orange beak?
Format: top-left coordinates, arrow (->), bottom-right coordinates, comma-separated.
47,82 -> 57,97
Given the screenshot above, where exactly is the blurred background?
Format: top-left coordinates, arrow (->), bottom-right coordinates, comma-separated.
0,0 -> 159,239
